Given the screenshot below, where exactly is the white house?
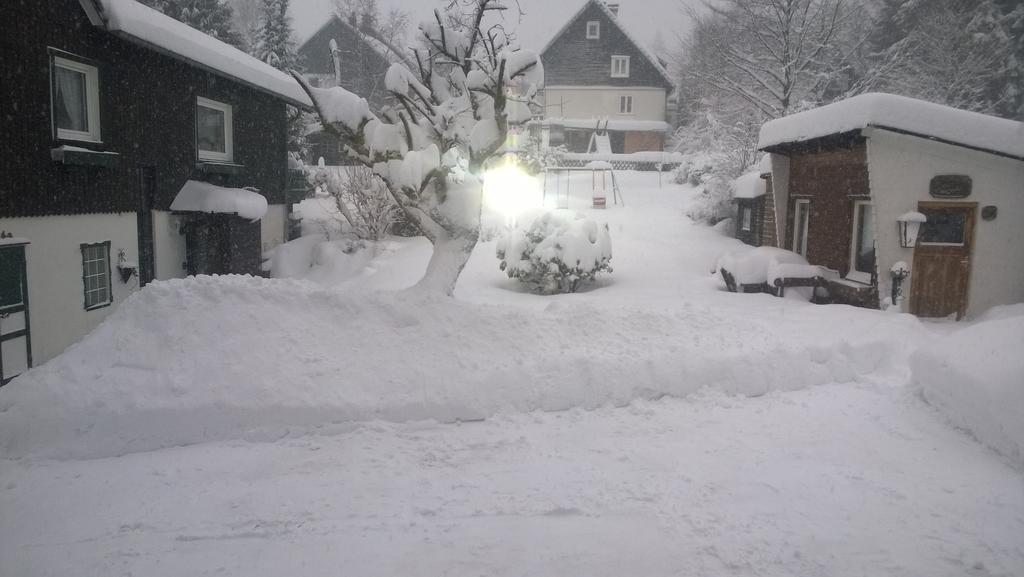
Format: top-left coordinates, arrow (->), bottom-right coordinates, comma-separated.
538,0 -> 675,154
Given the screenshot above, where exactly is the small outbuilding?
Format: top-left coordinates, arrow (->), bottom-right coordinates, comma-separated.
757,93 -> 1024,319
732,155 -> 777,248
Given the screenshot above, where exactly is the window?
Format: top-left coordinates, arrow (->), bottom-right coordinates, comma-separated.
919,207 -> 967,245
741,207 -> 752,231
196,97 -> 233,162
81,241 -> 112,310
586,21 -> 600,39
792,199 -> 810,256
619,95 -> 633,114
611,55 -> 630,78
52,55 -> 101,142
848,201 -> 875,283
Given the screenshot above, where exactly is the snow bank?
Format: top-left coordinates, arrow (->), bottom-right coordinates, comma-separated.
758,93 -> 1024,158
912,311 -> 1024,467
170,180 -> 269,221
0,274 -> 921,461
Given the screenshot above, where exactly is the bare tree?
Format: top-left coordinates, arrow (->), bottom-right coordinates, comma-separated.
293,0 -> 542,296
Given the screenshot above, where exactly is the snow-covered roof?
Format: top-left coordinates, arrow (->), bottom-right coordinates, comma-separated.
540,0 -> 674,88
170,180 -> 269,221
732,170 -> 766,199
78,0 -> 311,108
758,93 -> 1024,160
537,118 -> 671,132
300,15 -> 409,67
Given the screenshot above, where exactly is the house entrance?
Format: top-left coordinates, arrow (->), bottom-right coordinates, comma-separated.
0,241 -> 32,385
910,202 -> 976,320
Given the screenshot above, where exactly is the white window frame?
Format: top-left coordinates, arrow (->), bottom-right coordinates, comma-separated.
847,200 -> 875,284
586,21 -> 600,39
53,56 -> 102,143
81,241 -> 112,311
610,55 -> 630,78
196,96 -> 234,163
741,206 -> 752,231
792,199 -> 810,256
618,95 -> 633,114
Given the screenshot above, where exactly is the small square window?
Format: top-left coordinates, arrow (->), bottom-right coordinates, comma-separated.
619,95 -> 633,114
197,96 -> 234,162
52,55 -> 101,142
586,21 -> 600,39
81,241 -> 112,310
611,55 -> 630,78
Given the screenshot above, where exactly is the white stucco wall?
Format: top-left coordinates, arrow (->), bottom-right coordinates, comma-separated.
543,86 -> 666,121
153,211 -> 187,281
0,213 -> 139,364
261,204 -> 288,254
866,128 -> 1024,318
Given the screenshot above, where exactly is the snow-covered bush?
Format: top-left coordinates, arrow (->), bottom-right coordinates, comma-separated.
672,151 -> 747,224
496,212 -> 612,294
518,134 -> 566,175
334,165 -> 400,240
292,0 -> 544,296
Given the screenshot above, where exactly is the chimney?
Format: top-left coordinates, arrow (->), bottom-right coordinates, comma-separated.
605,3 -> 619,16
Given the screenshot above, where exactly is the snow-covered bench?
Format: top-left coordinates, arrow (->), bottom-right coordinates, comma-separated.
715,248 -> 833,301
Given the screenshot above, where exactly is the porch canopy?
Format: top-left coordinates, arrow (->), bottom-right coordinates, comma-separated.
170,180 -> 268,221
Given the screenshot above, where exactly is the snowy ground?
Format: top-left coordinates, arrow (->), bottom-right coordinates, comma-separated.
1,171 -> 1022,576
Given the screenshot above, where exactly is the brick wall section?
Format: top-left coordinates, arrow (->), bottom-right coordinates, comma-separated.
786,144 -> 870,276
623,131 -> 664,153
761,174 -> 778,247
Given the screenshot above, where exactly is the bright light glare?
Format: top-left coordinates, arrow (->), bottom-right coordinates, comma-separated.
482,160 -> 543,221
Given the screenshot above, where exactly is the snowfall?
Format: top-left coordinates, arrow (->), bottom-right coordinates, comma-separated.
1,171 -> 1022,577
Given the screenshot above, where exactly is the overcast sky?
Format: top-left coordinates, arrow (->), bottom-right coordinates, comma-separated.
291,0 -> 695,58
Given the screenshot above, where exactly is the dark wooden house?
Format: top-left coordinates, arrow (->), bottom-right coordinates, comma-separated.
0,0 -> 312,377
538,0 -> 674,153
297,14 -> 404,165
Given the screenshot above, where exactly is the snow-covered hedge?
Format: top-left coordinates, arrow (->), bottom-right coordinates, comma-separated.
912,308 -> 1024,467
496,212 -> 612,294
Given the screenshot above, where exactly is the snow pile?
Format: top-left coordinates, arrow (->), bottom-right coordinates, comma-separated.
169,180 -> 268,221
758,93 -> 1024,158
912,309 -> 1024,466
90,0 -> 310,107
731,170 -> 766,199
714,247 -> 809,286
497,212 -> 613,293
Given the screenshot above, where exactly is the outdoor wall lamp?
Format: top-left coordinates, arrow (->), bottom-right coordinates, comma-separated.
897,211 -> 927,248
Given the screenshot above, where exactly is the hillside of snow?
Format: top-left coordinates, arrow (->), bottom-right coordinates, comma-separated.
1,171 -> 1021,576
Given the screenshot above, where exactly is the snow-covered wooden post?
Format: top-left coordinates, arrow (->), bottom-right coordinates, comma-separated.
292,0 -> 543,296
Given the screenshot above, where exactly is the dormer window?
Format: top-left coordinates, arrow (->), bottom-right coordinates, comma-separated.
51,54 -> 101,143
586,21 -> 600,39
196,96 -> 233,163
611,55 -> 630,78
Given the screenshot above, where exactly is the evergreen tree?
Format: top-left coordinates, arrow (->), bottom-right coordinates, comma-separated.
253,0 -> 298,70
140,0 -> 244,49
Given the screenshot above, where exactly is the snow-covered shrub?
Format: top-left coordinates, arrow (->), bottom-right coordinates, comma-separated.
496,212 -> 612,294
335,166 -> 400,240
518,135 -> 566,175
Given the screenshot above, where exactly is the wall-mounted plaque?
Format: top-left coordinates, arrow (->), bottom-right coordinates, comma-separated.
929,174 -> 972,198
981,205 -> 998,221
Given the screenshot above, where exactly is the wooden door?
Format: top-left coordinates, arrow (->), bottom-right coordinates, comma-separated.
910,202 -> 976,319
0,243 -> 32,385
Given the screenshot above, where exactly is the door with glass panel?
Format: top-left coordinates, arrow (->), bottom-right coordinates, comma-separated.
792,199 -> 810,256
0,242 -> 32,385
910,202 -> 976,319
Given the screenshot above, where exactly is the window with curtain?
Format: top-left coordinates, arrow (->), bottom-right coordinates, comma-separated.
52,55 -> 100,142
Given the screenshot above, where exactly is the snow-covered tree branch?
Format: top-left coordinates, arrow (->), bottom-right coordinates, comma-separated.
292,0 -> 542,296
